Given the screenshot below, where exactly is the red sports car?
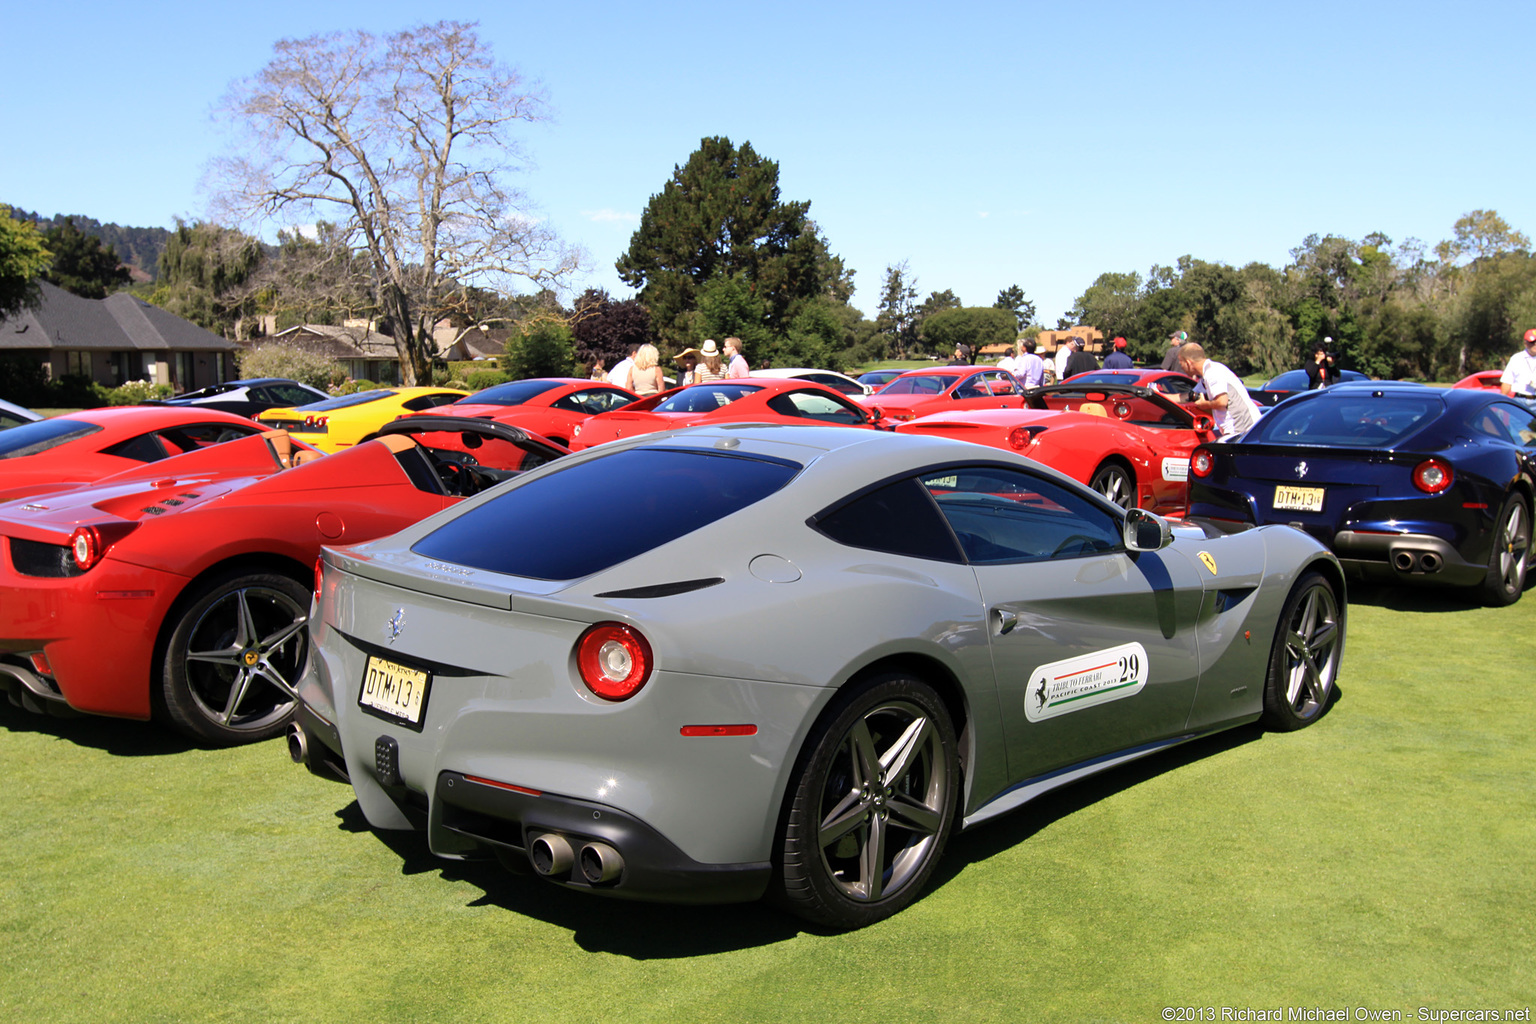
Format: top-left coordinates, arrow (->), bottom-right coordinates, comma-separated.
0,406 -> 273,504
1453,370 -> 1504,390
895,382 -> 1219,515
1062,368 -> 1202,401
0,417 -> 566,744
413,377 -> 638,447
854,365 -> 1026,423
569,378 -> 880,449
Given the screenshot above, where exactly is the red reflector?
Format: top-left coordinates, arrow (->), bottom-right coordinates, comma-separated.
1463,502 -> 1488,509
96,590 -> 156,600
464,775 -> 541,796
29,652 -> 52,675
680,724 -> 758,737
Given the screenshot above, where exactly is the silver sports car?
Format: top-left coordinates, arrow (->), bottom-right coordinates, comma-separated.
291,424 -> 1345,929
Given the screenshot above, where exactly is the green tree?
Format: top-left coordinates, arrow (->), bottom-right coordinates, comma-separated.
919,307 -> 1016,359
215,20 -> 579,385
503,320 -> 576,379
993,284 -> 1036,330
149,220 -> 263,336
237,343 -> 343,389
1070,271 -> 1141,344
41,217 -> 130,299
616,136 -> 836,344
0,207 -> 53,319
874,261 -> 919,358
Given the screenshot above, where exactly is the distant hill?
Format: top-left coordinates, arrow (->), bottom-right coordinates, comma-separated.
7,207 -> 170,282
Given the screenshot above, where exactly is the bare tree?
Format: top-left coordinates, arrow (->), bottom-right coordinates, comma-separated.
212,21 -> 583,383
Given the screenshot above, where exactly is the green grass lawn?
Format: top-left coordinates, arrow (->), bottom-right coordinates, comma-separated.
3,584 -> 1532,1023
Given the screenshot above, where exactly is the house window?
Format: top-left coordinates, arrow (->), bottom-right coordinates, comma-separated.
64,351 -> 91,377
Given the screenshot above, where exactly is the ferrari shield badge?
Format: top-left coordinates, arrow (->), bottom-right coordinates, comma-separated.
1198,551 -> 1218,575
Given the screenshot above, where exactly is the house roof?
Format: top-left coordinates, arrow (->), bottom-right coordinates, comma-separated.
0,280 -> 240,353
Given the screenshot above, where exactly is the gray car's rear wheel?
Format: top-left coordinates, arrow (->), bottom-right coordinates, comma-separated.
1089,461 -> 1134,509
1261,571 -> 1342,731
1479,493 -> 1529,607
160,569 -> 309,745
776,674 -> 958,929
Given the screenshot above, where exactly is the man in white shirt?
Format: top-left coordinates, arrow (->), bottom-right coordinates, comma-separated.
1500,329 -> 1536,399
1053,342 -> 1072,384
1178,342 -> 1262,438
606,344 -> 639,388
1016,340 -> 1045,388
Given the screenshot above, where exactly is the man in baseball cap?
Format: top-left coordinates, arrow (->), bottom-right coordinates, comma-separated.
1500,328 -> 1536,400
1104,336 -> 1133,369
1160,330 -> 1188,371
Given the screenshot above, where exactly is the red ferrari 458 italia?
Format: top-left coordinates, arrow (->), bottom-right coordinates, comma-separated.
0,417 -> 566,744
413,377 -> 639,447
0,406 -> 273,503
854,365 -> 1027,424
896,382 -> 1219,515
569,378 -> 880,449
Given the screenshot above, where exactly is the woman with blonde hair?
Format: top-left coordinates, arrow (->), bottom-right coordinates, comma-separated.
694,339 -> 726,382
626,343 -> 665,396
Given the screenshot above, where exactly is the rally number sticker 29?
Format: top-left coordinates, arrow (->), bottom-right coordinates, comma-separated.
1025,642 -> 1149,722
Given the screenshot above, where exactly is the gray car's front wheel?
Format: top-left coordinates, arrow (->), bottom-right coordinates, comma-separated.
775,674 -> 958,929
1261,571 -> 1342,731
160,569 -> 310,746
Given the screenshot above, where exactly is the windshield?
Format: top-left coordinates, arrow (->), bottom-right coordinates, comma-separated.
1249,394 -> 1442,447
457,379 -> 562,407
0,419 -> 102,459
652,383 -> 762,413
877,374 -> 949,396
412,447 -> 800,579
289,390 -> 393,412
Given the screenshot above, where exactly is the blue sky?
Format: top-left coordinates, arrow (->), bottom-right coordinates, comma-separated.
5,1 -> 1533,325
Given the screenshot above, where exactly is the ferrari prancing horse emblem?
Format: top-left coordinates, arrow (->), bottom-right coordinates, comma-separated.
386,609 -> 405,644
1198,552 -> 1218,575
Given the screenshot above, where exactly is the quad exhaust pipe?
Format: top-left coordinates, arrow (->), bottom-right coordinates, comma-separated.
528,832 -> 624,885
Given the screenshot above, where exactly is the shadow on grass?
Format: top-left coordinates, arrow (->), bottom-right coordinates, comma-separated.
0,697 -> 197,756
328,709 -> 1348,955
1346,582 -> 1496,613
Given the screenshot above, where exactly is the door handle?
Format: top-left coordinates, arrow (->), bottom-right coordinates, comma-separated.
993,608 -> 1017,635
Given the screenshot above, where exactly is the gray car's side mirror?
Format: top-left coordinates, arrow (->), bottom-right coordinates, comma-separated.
1123,507 -> 1173,551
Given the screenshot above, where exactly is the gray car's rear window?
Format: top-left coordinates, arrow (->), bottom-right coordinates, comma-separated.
411,447 -> 801,580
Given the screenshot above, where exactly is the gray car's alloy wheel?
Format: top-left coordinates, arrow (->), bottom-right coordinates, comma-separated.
1089,461 -> 1134,510
161,570 -> 309,745
1480,493 -> 1530,607
776,674 -> 958,929
1261,571 -> 1342,731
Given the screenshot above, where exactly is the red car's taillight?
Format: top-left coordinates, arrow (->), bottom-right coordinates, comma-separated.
1190,448 -> 1216,478
576,622 -> 653,701
1412,458 -> 1453,494
69,522 -> 137,571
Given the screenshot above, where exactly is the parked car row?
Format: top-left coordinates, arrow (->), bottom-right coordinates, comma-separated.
1,360 -> 1527,931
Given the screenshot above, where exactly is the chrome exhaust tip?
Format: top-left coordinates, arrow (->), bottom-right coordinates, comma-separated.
1392,550 -> 1416,572
287,723 -> 309,765
529,833 -> 575,876
579,842 -> 624,885
1420,552 -> 1442,573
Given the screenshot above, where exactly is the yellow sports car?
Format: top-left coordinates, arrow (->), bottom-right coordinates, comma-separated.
256,387 -> 468,453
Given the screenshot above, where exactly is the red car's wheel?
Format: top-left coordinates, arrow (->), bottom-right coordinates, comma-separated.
1089,461 -> 1135,510
160,569 -> 309,745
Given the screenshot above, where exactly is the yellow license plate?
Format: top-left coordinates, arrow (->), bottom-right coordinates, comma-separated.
359,654 -> 431,727
1273,485 -> 1324,512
